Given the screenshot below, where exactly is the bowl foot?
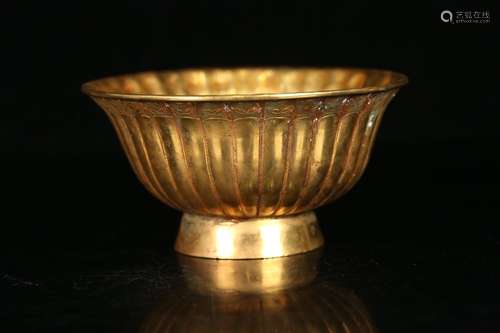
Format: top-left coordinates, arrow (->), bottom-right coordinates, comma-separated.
174,211 -> 323,259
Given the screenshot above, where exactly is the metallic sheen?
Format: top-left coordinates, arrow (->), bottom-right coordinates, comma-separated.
175,212 -> 323,259
82,67 -> 407,259
177,249 -> 322,293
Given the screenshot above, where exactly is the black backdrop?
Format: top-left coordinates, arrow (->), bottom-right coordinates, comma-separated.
1,0 -> 499,330
3,0 -> 498,249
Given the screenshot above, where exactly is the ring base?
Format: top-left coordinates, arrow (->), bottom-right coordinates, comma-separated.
174,211 -> 323,259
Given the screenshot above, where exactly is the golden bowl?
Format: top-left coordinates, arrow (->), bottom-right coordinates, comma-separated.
82,67 -> 407,259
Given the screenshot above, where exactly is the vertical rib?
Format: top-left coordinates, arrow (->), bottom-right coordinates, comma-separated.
337,93 -> 390,199
106,111 -> 144,182
270,101 -> 296,215
151,116 -> 192,210
304,112 -> 341,210
331,97 -> 370,196
223,104 -> 248,217
114,114 -> 168,205
129,115 -> 178,207
172,108 -> 210,213
318,99 -> 365,206
255,102 -> 266,216
195,104 -> 230,216
287,106 -> 319,214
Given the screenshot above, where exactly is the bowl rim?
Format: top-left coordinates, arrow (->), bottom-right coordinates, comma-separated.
81,67 -> 408,102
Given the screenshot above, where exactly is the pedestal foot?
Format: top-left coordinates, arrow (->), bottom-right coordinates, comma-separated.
175,211 -> 323,259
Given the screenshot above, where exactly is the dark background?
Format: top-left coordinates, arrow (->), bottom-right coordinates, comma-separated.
1,0 -> 499,332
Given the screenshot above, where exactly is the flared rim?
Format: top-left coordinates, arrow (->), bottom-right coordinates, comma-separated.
81,67 -> 408,102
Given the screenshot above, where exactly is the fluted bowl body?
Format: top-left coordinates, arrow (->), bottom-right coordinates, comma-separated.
83,68 -> 406,218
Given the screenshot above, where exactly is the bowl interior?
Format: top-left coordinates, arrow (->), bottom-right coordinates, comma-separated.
82,68 -> 407,99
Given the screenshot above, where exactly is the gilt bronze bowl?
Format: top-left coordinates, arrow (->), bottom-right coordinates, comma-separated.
82,68 -> 407,259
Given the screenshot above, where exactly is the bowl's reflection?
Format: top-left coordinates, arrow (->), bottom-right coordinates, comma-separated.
139,251 -> 377,333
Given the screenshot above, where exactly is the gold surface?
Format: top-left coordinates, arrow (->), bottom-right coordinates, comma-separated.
140,251 -> 377,332
82,67 -> 407,259
82,67 -> 407,101
177,249 -> 322,293
175,212 -> 323,259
